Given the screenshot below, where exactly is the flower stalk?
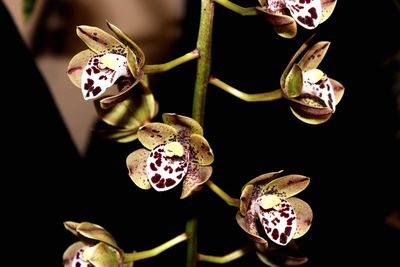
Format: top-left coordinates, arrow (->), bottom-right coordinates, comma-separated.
214,0 -> 258,16
124,233 -> 188,262
143,49 -> 200,73
198,244 -> 253,264
209,76 -> 282,102
206,180 -> 240,207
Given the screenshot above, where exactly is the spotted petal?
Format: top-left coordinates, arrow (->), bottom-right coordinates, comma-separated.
63,241 -> 85,267
162,113 -> 204,135
258,199 -> 297,246
331,78 -> 345,105
126,148 -> 152,190
236,211 -> 269,247
81,53 -> 130,100
287,197 -> 313,238
302,69 -> 336,111
190,134 -> 214,165
76,25 -> 124,54
146,143 -> 189,191
262,175 -> 310,199
298,41 -> 330,72
181,164 -> 213,199
138,123 -> 177,150
286,0 -> 322,30
257,6 -> 298,39
67,49 -> 96,89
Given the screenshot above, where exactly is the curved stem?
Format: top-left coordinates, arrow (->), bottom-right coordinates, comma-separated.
124,233 -> 187,262
198,244 -> 253,264
209,76 -> 282,102
206,180 -> 240,207
143,49 -> 200,74
214,0 -> 259,16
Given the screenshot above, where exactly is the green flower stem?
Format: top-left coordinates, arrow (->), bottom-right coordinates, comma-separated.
143,49 -> 200,74
192,0 -> 214,126
214,0 -> 259,16
186,218 -> 198,267
209,76 -> 282,102
206,180 -> 240,207
198,244 -> 253,264
124,233 -> 187,262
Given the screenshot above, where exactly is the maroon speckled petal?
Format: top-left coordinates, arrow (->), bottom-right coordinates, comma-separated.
287,197 -> 313,239
146,143 -> 189,192
180,164 -> 212,199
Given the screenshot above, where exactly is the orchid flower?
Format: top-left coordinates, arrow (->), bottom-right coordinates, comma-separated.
126,113 -> 214,199
236,171 -> 312,249
281,39 -> 344,124
257,0 -> 337,38
63,221 -> 129,267
67,21 -> 145,108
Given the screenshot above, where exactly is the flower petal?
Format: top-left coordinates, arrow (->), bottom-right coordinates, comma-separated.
67,49 -> 95,89
190,134 -> 214,165
284,64 -> 303,98
63,241 -> 85,267
83,242 -> 122,267
236,211 -> 269,247
257,199 -> 297,246
126,148 -> 152,190
256,251 -> 308,267
286,0 -> 322,30
287,197 -> 313,239
262,174 -> 310,199
331,78 -> 345,105
239,184 -> 254,215
76,25 -> 124,54
320,0 -> 337,23
242,171 -> 284,190
81,53 -> 131,100
257,7 -> 297,39
302,70 -> 336,111
289,105 -> 332,124
64,221 -> 80,236
146,143 -> 189,191
138,123 -> 177,150
162,113 -> 204,135
181,164 -> 213,199
298,41 -> 330,72
107,21 -> 145,68
94,84 -> 156,128
99,76 -> 142,109
76,222 -> 118,247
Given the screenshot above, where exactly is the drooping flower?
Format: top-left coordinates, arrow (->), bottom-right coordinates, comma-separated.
280,39 -> 344,124
236,171 -> 313,249
126,113 -> 214,199
93,81 -> 158,143
257,0 -> 337,38
63,221 -> 130,267
67,21 -> 145,108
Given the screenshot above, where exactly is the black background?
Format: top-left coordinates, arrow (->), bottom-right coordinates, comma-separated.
3,0 -> 399,266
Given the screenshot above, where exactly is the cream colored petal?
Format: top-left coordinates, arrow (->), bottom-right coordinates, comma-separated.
126,148 -> 152,190
138,123 -> 177,150
76,25 -> 124,54
67,49 -> 95,89
287,197 -> 313,239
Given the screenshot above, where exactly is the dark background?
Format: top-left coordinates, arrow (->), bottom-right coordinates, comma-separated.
3,0 -> 399,266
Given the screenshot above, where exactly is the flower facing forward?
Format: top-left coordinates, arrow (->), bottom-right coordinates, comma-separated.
67,21 -> 145,108
126,113 -> 214,199
257,0 -> 337,38
236,171 -> 313,249
281,40 -> 344,124
63,221 -> 129,267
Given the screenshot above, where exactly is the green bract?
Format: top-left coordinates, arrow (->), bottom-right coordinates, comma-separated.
126,113 -> 214,199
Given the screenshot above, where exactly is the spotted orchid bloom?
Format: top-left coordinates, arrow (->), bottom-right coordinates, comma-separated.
257,0 -> 337,38
236,171 -> 313,249
63,221 -> 131,267
67,21 -> 145,108
280,39 -> 344,124
126,113 -> 214,199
